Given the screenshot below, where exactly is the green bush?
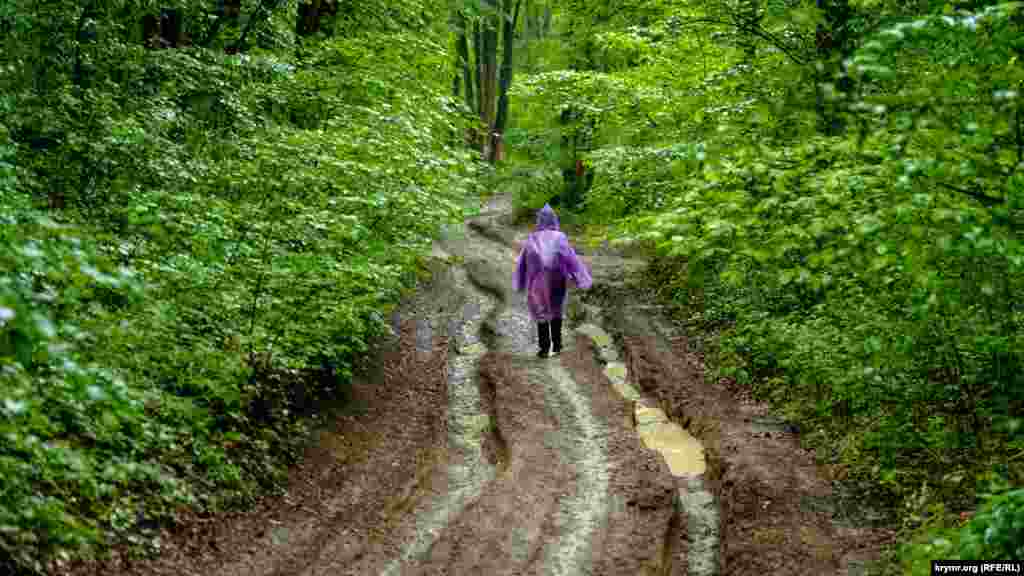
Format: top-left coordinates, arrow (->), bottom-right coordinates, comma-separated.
897,480 -> 1024,573
1,1 -> 480,571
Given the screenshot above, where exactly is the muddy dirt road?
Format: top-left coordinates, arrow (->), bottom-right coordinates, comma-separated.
63,194 -> 892,576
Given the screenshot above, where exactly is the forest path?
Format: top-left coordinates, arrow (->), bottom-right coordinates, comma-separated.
64,193 -> 891,576
197,193 -> 693,575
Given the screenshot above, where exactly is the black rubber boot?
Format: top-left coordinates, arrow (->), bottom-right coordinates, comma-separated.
551,317 -> 563,356
537,321 -> 550,358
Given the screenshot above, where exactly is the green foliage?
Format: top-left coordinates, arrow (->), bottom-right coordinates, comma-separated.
898,482 -> 1024,572
491,163 -> 564,215
1,124 -> 163,571
1,1 -> 479,572
510,0 -> 1024,569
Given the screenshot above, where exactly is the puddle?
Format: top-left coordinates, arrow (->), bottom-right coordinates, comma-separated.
602,362 -> 639,402
575,322 -> 719,576
598,357 -> 705,476
634,402 -> 706,476
459,342 -> 487,356
576,323 -> 707,476
576,323 -> 613,348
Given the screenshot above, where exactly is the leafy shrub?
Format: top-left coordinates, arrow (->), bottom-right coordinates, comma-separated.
1,2 -> 481,572
897,481 -> 1024,573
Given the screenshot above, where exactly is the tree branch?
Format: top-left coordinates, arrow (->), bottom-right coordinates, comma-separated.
681,16 -> 809,65
936,182 -> 1005,207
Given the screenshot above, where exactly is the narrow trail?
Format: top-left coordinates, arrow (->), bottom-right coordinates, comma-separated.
63,193 -> 892,576
337,193 -> 687,575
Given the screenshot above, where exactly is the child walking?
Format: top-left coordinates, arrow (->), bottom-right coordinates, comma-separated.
513,204 -> 593,358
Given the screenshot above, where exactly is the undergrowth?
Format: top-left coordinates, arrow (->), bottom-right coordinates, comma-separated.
1,1 -> 481,571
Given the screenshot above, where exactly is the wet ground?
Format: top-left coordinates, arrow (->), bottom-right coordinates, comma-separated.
59,193 -> 893,576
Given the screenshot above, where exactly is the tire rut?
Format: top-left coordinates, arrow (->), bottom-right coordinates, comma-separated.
360,250 -> 499,576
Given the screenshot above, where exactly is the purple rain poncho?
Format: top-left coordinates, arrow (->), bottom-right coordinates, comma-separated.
513,204 -> 593,322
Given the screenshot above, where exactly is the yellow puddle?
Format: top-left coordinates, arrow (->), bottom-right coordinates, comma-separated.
460,342 -> 487,356
634,402 -> 706,476
601,354 -> 705,476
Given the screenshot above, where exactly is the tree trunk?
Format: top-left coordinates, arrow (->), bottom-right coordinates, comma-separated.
490,0 -> 521,163
472,19 -> 484,149
474,20 -> 483,113
522,0 -> 530,40
228,0 -> 287,52
740,0 -> 760,64
452,12 -> 462,99
296,0 -> 322,36
455,11 -> 474,111
73,3 -> 97,87
200,0 -> 242,47
479,0 -> 499,159
143,8 -> 184,49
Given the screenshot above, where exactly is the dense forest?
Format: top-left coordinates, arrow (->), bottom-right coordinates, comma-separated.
1,0 -> 1021,573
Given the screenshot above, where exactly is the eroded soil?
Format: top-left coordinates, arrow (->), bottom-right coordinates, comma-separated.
58,194 -> 893,576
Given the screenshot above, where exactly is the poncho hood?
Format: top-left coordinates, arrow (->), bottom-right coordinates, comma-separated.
535,204 -> 560,231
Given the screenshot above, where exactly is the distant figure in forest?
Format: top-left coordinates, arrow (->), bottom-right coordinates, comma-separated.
513,204 -> 593,358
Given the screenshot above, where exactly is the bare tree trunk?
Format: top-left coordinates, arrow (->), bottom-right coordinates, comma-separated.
490,0 -> 521,163
200,0 -> 241,47
473,20 -> 482,113
296,0 -> 322,36
479,0 -> 499,159
143,8 -> 184,49
452,11 -> 462,99
73,2 -> 97,87
231,0 -> 286,51
472,19 -> 485,150
740,0 -> 760,64
455,11 -> 474,111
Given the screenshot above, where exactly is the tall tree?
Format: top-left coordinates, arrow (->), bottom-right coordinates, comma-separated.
143,9 -> 185,49
451,0 -> 529,162
739,0 -> 761,64
231,0 -> 289,51
490,0 -> 522,162
454,10 -> 474,111
522,0 -> 531,39
472,17 -> 485,148
479,0 -> 500,159
296,0 -> 338,37
200,0 -> 241,47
